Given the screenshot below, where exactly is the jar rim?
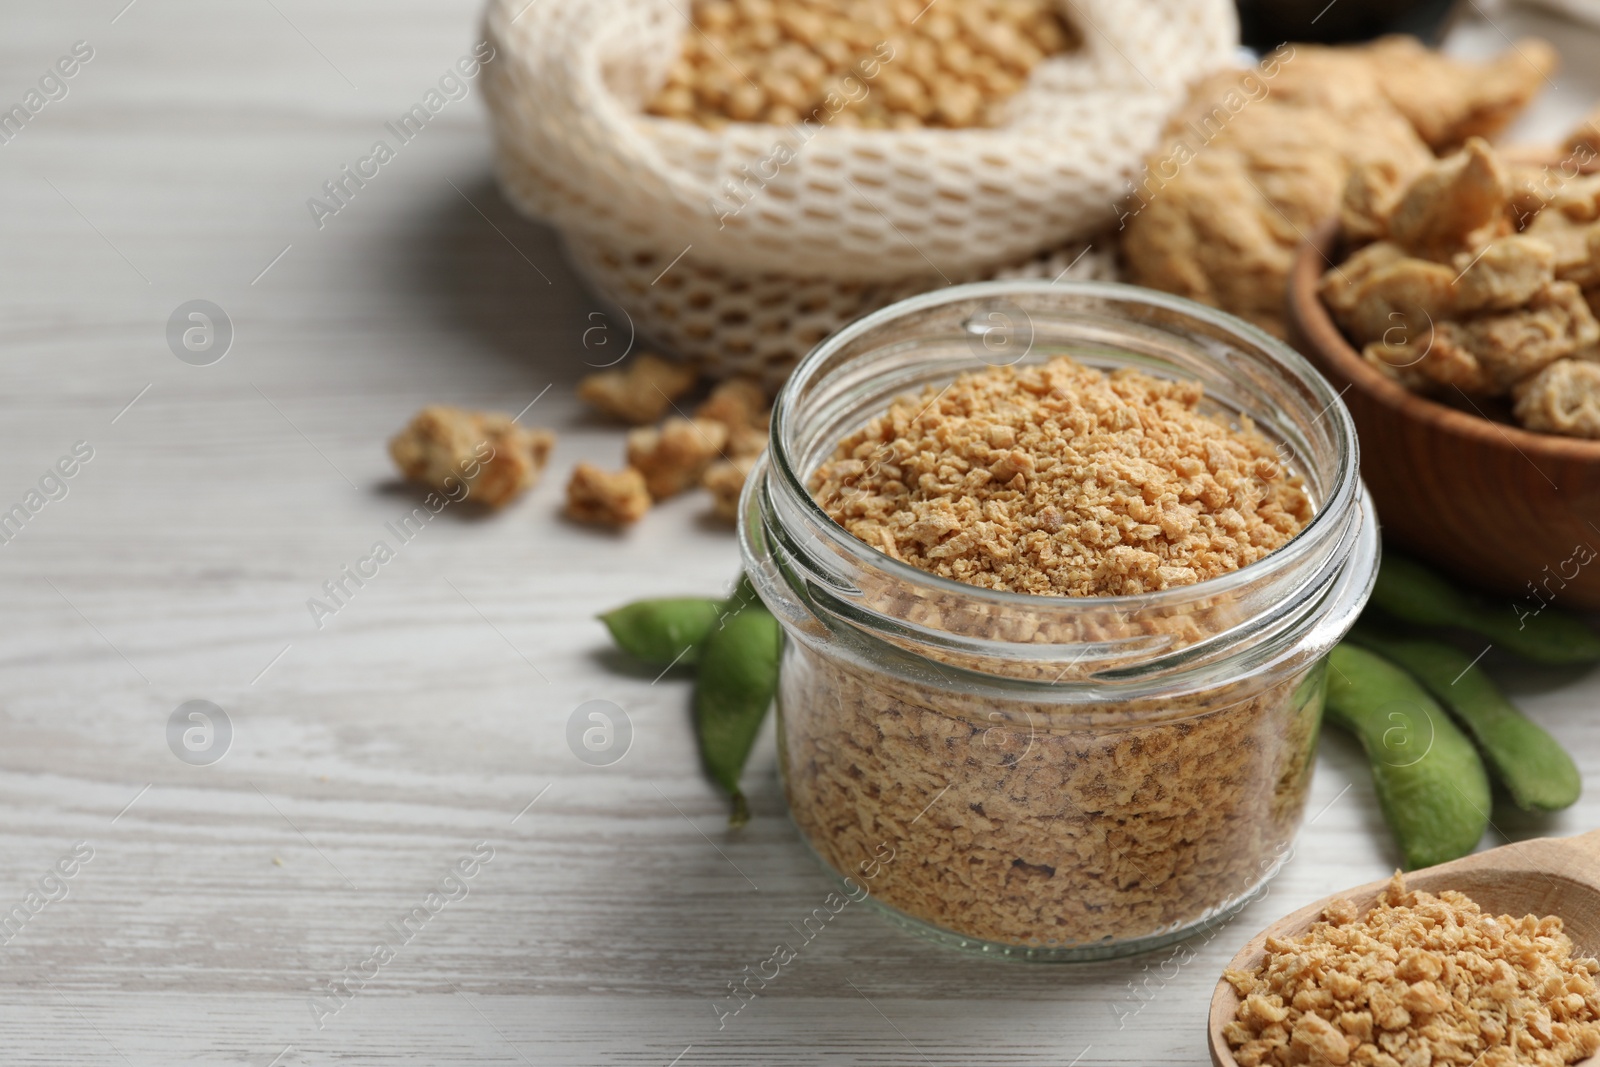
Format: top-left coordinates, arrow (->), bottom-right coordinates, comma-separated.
764,279 -> 1362,614
745,279 -> 1378,697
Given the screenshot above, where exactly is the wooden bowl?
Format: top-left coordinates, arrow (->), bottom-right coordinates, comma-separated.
1286,221 -> 1600,609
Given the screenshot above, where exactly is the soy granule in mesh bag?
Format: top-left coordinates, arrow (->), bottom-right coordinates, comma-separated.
646,0 -> 1078,130
1224,874 -> 1600,1067
809,355 -> 1312,596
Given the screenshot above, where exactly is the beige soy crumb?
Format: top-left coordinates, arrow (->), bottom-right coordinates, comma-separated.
699,378 -> 770,462
389,405 -> 554,508
784,648 -> 1322,949
690,378 -> 771,522
809,356 -> 1311,597
561,373 -> 774,527
1224,875 -> 1600,1067
696,378 -> 766,429
704,456 -> 757,522
1516,358 -> 1600,437
645,0 -> 1077,131
627,417 -> 729,500
1322,124 -> 1600,438
1122,38 -> 1554,338
577,353 -> 697,426
564,463 -> 651,526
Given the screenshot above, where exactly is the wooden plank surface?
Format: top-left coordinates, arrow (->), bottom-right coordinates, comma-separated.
1,1 -> 1598,1063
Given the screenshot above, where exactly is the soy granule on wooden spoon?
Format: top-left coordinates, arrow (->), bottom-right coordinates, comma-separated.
1224,874 -> 1600,1067
810,355 -> 1311,596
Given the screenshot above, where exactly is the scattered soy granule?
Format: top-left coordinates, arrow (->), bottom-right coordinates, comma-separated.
565,463 -> 651,527
1224,875 -> 1600,1067
389,405 -> 554,508
809,356 -> 1312,596
576,352 -> 697,426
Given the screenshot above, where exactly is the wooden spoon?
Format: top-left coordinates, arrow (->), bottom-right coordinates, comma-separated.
1208,830 -> 1600,1067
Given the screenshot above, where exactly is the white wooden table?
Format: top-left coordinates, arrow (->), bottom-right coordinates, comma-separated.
2,2 -> 1598,1064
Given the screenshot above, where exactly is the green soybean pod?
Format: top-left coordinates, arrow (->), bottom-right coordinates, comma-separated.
1370,554 -> 1600,665
695,598 -> 782,827
599,597 -> 724,667
1325,644 -> 1491,869
1349,633 -> 1580,812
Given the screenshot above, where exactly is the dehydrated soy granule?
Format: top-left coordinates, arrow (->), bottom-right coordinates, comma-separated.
1225,875 -> 1600,1067
780,355 -> 1325,950
810,355 -> 1312,596
779,647 -> 1324,948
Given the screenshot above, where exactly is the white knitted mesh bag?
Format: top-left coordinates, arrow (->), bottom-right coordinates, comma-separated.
481,0 -> 1237,385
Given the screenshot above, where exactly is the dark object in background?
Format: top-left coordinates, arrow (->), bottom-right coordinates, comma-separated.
1235,0 -> 1460,49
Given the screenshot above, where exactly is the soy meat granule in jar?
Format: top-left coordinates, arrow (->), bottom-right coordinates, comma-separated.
1224,875 -> 1600,1067
809,356 -> 1312,596
782,354 -> 1325,951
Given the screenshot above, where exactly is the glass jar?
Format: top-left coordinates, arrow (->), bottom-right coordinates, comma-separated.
738,281 -> 1379,961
